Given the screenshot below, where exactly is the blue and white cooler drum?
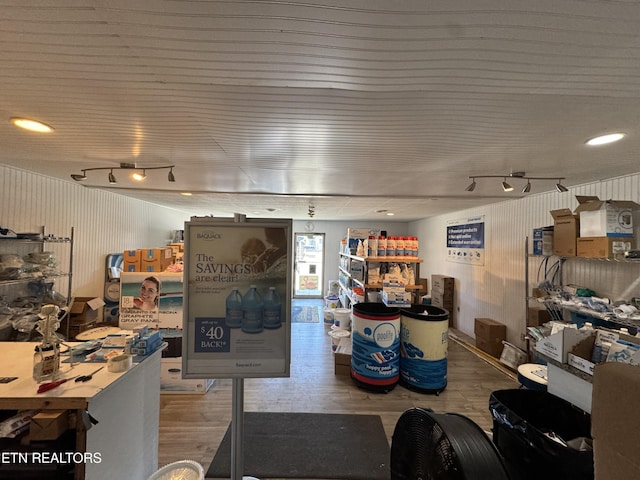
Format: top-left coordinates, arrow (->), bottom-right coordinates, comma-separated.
351,303 -> 401,393
400,305 -> 449,394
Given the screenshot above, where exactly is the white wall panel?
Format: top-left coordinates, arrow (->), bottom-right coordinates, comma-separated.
1,165 -> 190,297
410,173 -> 640,347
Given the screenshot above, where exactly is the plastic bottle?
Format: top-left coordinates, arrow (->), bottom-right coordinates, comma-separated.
225,289 -> 243,328
367,235 -> 377,258
263,287 -> 282,329
386,236 -> 396,257
377,235 -> 386,257
396,236 -> 405,257
242,285 -> 264,333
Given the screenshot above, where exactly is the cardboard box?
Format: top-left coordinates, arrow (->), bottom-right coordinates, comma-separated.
123,249 -> 141,272
347,227 -> 373,254
70,297 -> 105,324
29,410 -> 69,440
592,363 -> 640,480
431,289 -> 453,303
416,278 -> 428,293
550,209 -> 579,256
576,195 -> 638,237
431,274 -> 454,293
577,236 -> 634,259
476,336 -> 504,358
535,326 -> 591,363
527,306 -> 552,326
334,337 -> 352,376
532,226 -> 554,255
474,317 -> 506,340
140,247 -> 174,272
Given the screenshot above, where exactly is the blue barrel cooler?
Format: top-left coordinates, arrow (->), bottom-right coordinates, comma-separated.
351,303 -> 401,393
400,305 -> 449,394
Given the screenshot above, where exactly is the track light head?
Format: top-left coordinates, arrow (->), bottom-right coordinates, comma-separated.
556,181 -> 568,192
108,170 -> 117,184
168,168 -> 176,182
501,178 -> 514,192
465,179 -> 476,192
132,170 -> 147,181
70,171 -> 87,181
522,181 -> 531,193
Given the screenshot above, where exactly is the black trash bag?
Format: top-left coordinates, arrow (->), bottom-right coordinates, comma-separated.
489,389 -> 593,480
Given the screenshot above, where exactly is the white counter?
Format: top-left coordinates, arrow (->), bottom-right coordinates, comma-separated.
0,342 -> 163,479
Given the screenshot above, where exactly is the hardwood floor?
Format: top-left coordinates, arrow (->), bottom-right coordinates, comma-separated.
157,303 -> 519,477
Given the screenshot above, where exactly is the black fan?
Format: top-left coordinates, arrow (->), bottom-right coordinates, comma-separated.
391,407 -> 510,480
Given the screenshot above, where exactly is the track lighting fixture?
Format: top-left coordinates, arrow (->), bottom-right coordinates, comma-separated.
308,204 -> 315,218
465,172 -> 567,193
70,163 -> 175,184
501,178 -> 514,192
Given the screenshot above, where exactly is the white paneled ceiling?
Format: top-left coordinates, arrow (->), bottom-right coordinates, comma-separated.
2,0 -> 640,220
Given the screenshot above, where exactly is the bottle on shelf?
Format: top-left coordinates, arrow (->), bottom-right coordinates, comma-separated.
367,235 -> 377,257
242,285 -> 264,333
377,235 -> 387,257
396,236 -> 405,257
225,289 -> 243,328
263,287 -> 282,329
386,236 -> 396,257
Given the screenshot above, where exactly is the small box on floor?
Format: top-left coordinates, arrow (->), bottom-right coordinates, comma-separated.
334,337 -> 352,376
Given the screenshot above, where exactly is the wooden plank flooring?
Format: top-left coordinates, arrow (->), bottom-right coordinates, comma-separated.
158,304 -> 519,478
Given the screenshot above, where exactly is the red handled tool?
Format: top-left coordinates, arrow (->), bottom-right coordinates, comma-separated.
37,375 -> 79,393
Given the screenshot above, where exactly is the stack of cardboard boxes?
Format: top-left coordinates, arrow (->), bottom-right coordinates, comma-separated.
550,196 -> 638,259
123,246 -> 177,272
431,274 -> 454,325
474,317 -> 507,358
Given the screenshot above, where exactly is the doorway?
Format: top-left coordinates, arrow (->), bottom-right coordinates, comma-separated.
293,233 -> 325,298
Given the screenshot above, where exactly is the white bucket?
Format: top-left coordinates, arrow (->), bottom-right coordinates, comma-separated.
325,295 -> 340,309
323,307 -> 335,325
328,328 -> 351,351
333,308 -> 351,330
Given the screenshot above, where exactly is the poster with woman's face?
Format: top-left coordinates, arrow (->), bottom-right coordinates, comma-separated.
119,272 -> 185,330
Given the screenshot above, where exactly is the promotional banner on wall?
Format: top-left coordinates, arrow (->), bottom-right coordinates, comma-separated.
182,217 -> 292,378
446,216 -> 485,265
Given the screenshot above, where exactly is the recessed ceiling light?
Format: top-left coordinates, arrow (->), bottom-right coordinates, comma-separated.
586,132 -> 625,146
386,212 -> 395,216
180,192 -> 192,196
10,117 -> 54,133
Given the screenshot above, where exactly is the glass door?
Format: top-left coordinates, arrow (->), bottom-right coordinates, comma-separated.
293,233 -> 325,298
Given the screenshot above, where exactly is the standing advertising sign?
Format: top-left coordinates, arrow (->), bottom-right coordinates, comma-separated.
182,216 -> 292,378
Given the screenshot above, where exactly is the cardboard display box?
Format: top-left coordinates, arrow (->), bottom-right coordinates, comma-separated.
532,226 -> 554,255
474,318 -> 506,358
592,363 -> 640,480
123,249 -> 141,272
577,236 -> 634,259
535,326 -> 591,363
576,195 -> 638,238
29,410 -> 69,441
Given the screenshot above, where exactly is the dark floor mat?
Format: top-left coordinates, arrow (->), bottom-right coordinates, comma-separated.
206,412 -> 390,479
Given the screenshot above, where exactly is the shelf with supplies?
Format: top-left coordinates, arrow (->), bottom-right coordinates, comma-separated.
338,251 -> 424,307
0,226 -> 74,341
525,235 -> 640,335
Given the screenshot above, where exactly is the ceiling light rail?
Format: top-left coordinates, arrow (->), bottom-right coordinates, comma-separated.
70,163 -> 176,184
465,172 -> 568,193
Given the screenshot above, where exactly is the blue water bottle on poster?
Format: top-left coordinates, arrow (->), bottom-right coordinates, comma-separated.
225,289 -> 243,328
263,286 -> 282,329
242,285 -> 264,333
